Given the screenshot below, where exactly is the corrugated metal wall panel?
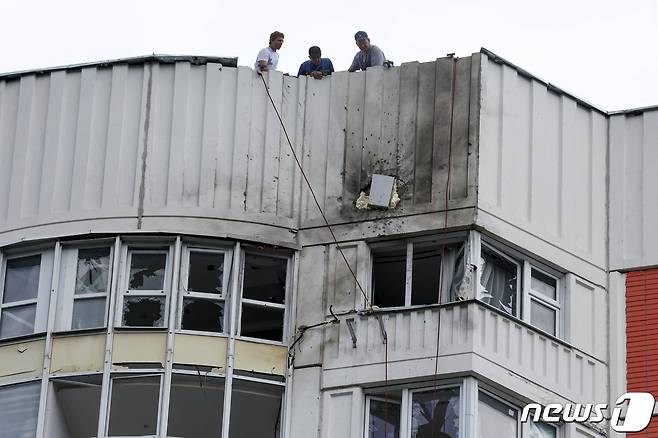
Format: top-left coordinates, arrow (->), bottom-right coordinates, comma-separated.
610,110 -> 658,271
478,56 -> 608,270
0,56 -> 478,245
626,269 -> 658,437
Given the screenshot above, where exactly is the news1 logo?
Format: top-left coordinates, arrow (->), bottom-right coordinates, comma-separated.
521,392 -> 656,432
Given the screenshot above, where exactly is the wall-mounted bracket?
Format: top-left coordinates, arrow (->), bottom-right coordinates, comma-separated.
345,318 -> 357,348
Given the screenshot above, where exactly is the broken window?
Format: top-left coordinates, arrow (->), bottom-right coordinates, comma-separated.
478,241 -> 562,337
411,386 -> 460,438
371,238 -> 465,308
367,394 -> 401,438
479,248 -> 520,316
0,251 -> 52,339
107,374 -> 161,436
240,252 -> 288,342
0,381 -> 40,437
477,391 -> 518,438
46,374 -> 102,438
180,248 -> 230,333
229,378 -> 284,437
120,250 -> 169,327
73,247 -> 111,329
167,373 -> 224,438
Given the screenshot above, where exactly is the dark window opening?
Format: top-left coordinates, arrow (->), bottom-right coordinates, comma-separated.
188,252 -> 224,294
181,298 -> 224,332
129,253 -> 166,290
372,247 -> 406,308
168,374 -> 224,438
122,296 -> 164,327
240,304 -> 284,342
47,375 -> 102,438
243,254 -> 286,304
411,243 -> 441,306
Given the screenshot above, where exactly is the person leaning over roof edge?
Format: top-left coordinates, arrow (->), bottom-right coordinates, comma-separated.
298,46 -> 334,79
348,31 -> 386,72
255,31 -> 284,75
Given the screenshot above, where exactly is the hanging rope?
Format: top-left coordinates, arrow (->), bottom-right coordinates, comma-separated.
258,73 -> 371,309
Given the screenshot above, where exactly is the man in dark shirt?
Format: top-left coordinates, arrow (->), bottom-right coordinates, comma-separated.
348,31 -> 386,72
298,46 -> 334,79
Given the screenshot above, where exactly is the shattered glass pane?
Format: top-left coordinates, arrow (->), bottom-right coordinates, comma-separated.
0,304 -> 36,338
3,255 -> 41,303
368,398 -> 401,438
72,297 -> 106,330
122,296 -> 165,327
75,247 -> 110,295
479,250 -> 518,316
240,303 -> 284,342
411,387 -> 460,438
529,421 -> 556,438
129,253 -> 166,290
372,246 -> 406,308
188,251 -> 224,294
108,376 -> 160,436
243,254 -> 286,304
181,297 -> 224,333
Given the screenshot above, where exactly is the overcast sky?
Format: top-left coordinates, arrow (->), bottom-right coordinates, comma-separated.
1,0 -> 656,111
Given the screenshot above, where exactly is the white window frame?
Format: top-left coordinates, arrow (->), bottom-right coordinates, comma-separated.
0,249 -> 53,339
178,245 -> 233,335
523,265 -> 562,337
364,393 -> 403,438
116,246 -> 174,328
55,242 -> 114,332
105,372 -> 164,438
369,234 -> 468,308
477,388 -> 560,438
236,249 -> 291,345
478,239 -> 564,338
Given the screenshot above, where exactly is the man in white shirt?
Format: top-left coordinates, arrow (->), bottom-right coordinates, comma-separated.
255,31 -> 284,74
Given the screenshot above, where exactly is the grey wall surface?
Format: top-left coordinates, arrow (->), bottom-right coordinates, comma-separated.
609,109 -> 658,271
0,55 -> 480,249
477,53 -> 608,284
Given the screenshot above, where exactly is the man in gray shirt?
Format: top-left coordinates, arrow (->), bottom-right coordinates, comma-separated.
348,31 -> 386,72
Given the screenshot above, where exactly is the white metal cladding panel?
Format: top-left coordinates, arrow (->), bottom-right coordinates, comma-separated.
0,65 -> 145,236
478,56 -> 607,270
299,56 -> 479,227
0,57 -> 477,245
609,110 -> 658,270
321,302 -> 606,404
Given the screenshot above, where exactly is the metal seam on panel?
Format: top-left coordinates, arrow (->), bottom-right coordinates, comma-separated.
136,63 -> 153,230
258,73 -> 371,309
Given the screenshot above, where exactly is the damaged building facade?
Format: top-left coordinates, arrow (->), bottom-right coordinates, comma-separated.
0,49 -> 656,437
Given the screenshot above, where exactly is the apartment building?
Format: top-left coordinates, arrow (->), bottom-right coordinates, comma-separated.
0,49 -> 655,438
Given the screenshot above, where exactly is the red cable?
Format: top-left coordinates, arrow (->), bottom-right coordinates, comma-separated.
432,55 -> 458,438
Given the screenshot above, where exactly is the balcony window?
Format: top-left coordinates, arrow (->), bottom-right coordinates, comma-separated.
168,373 -> 224,438
478,242 -> 562,337
179,247 -> 231,334
371,237 -> 465,308
367,394 -> 401,438
477,391 -> 557,438
0,250 -> 52,339
411,387 -> 461,438
239,252 -> 289,342
56,245 -> 112,331
229,378 -> 284,437
47,374 -> 102,438
0,381 -> 41,437
118,249 -> 171,328
107,374 -> 161,436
